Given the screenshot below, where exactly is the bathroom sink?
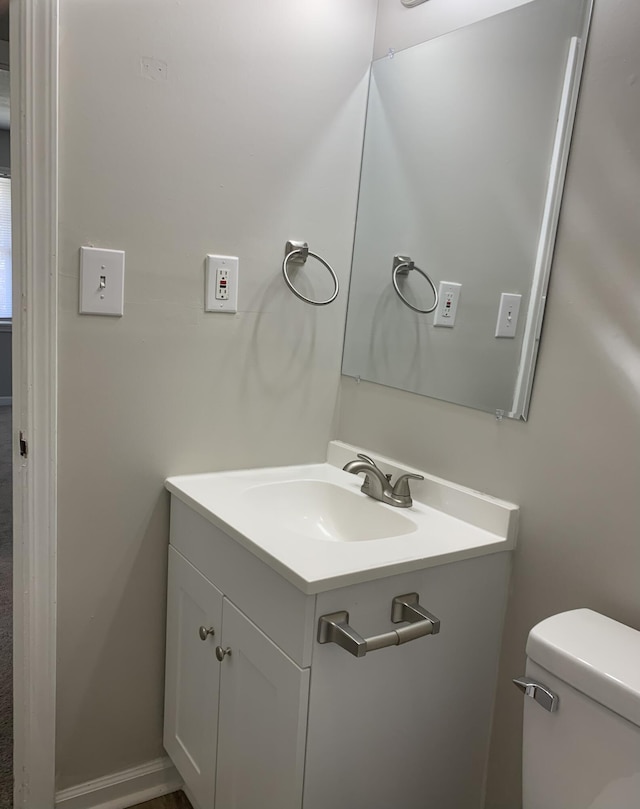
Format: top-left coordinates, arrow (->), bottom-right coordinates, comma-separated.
242,480 -> 417,542
165,440 -> 519,593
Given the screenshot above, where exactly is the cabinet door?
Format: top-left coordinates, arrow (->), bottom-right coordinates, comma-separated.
215,599 -> 310,809
164,547 -> 223,809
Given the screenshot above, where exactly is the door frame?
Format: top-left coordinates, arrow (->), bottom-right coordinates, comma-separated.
11,0 -> 59,806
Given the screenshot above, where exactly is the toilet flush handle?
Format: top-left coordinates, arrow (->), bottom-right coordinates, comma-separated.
513,677 -> 559,713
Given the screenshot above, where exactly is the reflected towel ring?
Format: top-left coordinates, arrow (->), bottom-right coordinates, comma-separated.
392,255 -> 438,314
283,240 -> 339,306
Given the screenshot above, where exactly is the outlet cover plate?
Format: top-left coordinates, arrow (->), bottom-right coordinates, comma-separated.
433,281 -> 461,327
205,254 -> 239,313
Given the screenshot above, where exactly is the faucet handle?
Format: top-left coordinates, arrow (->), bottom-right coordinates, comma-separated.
356,453 -> 391,481
356,454 -> 393,491
356,453 -> 378,467
392,473 -> 424,498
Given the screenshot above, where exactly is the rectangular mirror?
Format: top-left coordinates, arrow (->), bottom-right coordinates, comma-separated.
342,0 -> 593,419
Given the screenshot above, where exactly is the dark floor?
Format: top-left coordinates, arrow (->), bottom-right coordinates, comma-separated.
0,406 -> 12,808
133,791 -> 193,809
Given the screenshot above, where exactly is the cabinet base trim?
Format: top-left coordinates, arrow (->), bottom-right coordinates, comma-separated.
55,756 -> 183,809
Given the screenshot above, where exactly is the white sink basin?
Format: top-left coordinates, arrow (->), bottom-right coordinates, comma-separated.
165,441 -> 518,593
243,480 -> 417,542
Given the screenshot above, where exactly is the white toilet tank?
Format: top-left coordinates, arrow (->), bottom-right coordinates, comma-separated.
520,608 -> 640,809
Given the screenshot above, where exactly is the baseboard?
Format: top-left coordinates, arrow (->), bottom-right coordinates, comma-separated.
0,396 -> 11,406
55,756 -> 183,809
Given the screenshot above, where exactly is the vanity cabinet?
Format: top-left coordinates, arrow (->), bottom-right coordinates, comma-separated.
164,549 -> 222,809
163,494 -> 513,809
164,546 -> 309,809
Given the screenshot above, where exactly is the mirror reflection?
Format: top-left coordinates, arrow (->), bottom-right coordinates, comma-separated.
342,0 -> 593,419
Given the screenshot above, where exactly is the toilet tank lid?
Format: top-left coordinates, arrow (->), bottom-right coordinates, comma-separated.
526,608 -> 640,728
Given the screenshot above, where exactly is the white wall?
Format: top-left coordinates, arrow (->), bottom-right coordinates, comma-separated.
56,0 -> 377,790
338,1 -> 640,807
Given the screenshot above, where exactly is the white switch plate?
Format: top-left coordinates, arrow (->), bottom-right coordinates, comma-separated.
205,255 -> 238,313
79,246 -> 125,316
495,293 -> 522,338
433,281 -> 461,327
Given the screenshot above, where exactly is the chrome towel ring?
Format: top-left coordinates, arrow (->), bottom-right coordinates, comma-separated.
282,240 -> 339,306
392,254 -> 438,314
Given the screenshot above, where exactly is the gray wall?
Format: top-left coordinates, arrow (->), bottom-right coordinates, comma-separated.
56,0 -> 377,791
337,1 -> 640,807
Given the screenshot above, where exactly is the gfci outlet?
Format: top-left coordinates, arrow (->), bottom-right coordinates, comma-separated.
216,268 -> 230,300
433,282 -> 461,327
205,255 -> 239,313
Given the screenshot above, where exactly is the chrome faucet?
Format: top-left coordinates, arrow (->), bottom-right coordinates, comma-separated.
342,454 -> 424,508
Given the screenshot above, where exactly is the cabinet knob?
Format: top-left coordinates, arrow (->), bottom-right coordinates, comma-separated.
215,646 -> 232,662
199,626 -> 215,641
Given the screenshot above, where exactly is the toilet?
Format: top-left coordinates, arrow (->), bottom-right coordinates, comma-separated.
516,608 -> 640,808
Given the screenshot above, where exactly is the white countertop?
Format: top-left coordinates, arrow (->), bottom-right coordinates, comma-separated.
165,441 -> 519,594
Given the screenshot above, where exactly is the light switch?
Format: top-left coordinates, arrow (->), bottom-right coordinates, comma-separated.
205,255 -> 238,313
495,293 -> 522,338
79,247 -> 125,317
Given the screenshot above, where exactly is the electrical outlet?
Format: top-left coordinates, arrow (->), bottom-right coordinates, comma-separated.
433,282 -> 461,327
215,268 -> 230,300
205,255 -> 238,313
